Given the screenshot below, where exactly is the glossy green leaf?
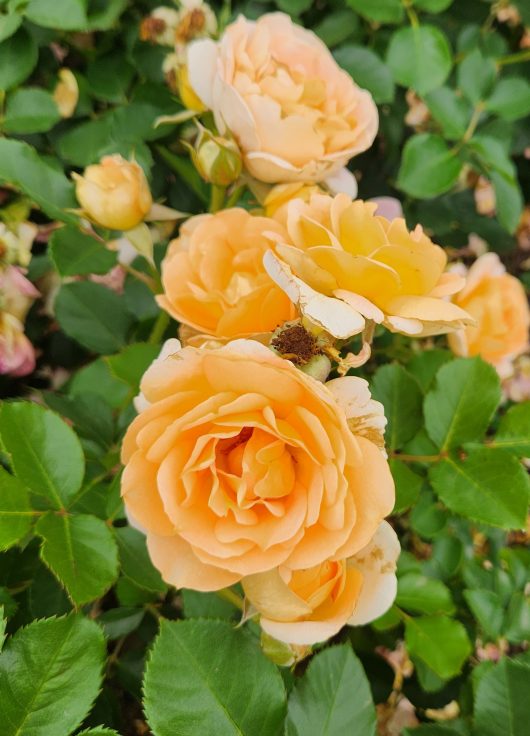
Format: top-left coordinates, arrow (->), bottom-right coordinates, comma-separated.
473,658 -> 530,736
36,513 -> 119,605
313,10 -> 359,48
0,467 -> 33,551
387,25 -> 452,95
492,403 -> 530,455
144,619 -> 286,736
106,343 -> 160,390
389,459 -> 423,513
397,134 -> 462,198
0,614 -> 105,736
55,281 -> 133,354
346,0 -> 404,23
457,48 -> 497,104
98,607 -> 144,640
115,526 -> 166,593
50,226 -> 117,277
486,77 -> 530,121
24,0 -> 87,29
0,13 -> 22,43
397,573 -> 455,614
406,350 -> 452,394
0,401 -> 85,509
424,86 -> 471,139
285,645 -> 376,736
424,357 -> 500,450
464,589 -> 504,640
4,88 -> 61,133
334,45 -> 394,102
405,614 -> 471,679
429,450 -> 529,529
413,0 -> 454,10
0,28 -> 38,91
371,364 -> 423,450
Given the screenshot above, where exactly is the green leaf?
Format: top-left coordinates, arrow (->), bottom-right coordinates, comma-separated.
405,614 -> 471,679
389,459 -> 423,513
410,490 -> 448,538
4,88 -> 61,134
0,13 -> 22,43
397,133 -> 462,198
144,619 -> 286,736
0,466 -> 33,550
504,592 -> 530,644
98,607 -> 144,640
386,25 -> 452,95
429,450 -> 530,529
371,364 -> 423,451
397,573 -> 455,614
87,52 -> 135,103
413,0 -> 454,11
486,78 -> 530,121
50,225 -> 117,277
313,10 -> 359,48
464,589 -> 504,640
55,281 -> 133,354
24,0 -> 87,29
68,357 -> 129,408
36,513 -> 119,606
181,590 -> 239,621
334,45 -> 394,103
492,403 -> 530,456
473,658 -> 530,736
346,0 -> 404,23
78,729 -> 121,736
0,401 -> 85,509
0,606 -> 5,652
106,343 -> 160,390
0,138 -> 76,221
43,391 -> 114,450
424,86 -> 472,140
115,526 -> 166,594
457,49 -> 497,104
0,614 -> 105,736
86,0 -> 127,30
275,0 -> 313,14
285,645 -> 376,736
406,350 -> 452,393
0,28 -> 38,91
424,357 -> 500,450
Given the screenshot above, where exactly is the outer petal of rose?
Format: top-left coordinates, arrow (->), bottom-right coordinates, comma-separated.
186,38 -> 218,109
121,452 -> 175,536
133,338 -> 182,413
242,569 -> 313,621
428,272 -> 466,298
245,151 -> 337,184
460,251 -> 505,298
147,532 -> 241,591
448,328 -> 469,358
386,295 -> 475,335
325,167 -> 358,198
333,289 -> 384,323
325,376 -> 386,437
216,81 -> 261,152
333,436 -> 395,559
370,197 -> 403,220
348,521 -> 400,626
263,250 -> 365,338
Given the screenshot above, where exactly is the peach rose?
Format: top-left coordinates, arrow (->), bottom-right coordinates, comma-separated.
448,252 -> 530,376
157,208 -> 295,340
188,13 -> 378,184
242,521 -> 399,645
121,339 -> 394,591
73,155 -> 152,231
264,194 -> 474,340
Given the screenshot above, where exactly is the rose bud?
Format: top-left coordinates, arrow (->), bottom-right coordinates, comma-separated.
189,125 -> 242,186
73,155 -> 152,231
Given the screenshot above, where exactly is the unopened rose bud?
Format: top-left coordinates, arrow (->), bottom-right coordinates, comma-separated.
73,155 -> 152,231
53,68 -> 79,118
190,126 -> 242,186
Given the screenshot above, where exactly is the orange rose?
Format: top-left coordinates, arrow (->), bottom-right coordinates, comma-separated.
265,194 -> 474,340
242,521 -> 399,645
121,340 -> 394,591
73,155 -> 152,231
157,208 -> 295,339
449,253 -> 530,376
187,13 -> 378,184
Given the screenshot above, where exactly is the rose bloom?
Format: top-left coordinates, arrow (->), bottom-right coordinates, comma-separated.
0,313 -> 35,376
242,520 -> 399,645
264,194 -> 473,340
448,252 -> 530,376
157,208 -> 295,340
121,339 -> 394,591
73,155 -> 152,231
188,12 -> 378,184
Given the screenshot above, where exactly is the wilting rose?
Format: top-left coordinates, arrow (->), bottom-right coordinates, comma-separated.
448,252 -> 530,376
121,340 -> 394,591
242,521 -> 399,645
264,194 -> 473,340
187,12 -> 378,184
0,222 -> 37,267
53,68 -> 79,118
0,313 -> 35,376
157,208 -> 295,340
73,155 -> 152,231
0,266 -> 40,322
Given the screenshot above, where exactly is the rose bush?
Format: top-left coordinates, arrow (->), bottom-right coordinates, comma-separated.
0,1 -> 529,735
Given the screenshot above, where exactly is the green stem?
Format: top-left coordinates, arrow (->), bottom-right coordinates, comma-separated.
391,452 -> 444,463
497,48 -> 530,66
225,184 -> 246,209
451,102 -> 484,154
209,184 -> 226,213
402,0 -> 419,27
148,310 -> 170,345
216,587 -> 244,611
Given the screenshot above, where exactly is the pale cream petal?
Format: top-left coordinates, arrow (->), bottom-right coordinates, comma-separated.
242,568 -> 312,621
325,167 -> 358,198
187,38 -> 219,109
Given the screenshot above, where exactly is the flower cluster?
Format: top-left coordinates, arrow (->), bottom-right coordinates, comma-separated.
92,7 -> 530,654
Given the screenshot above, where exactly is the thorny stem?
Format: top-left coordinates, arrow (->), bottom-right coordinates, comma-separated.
216,587 -> 244,611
